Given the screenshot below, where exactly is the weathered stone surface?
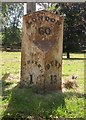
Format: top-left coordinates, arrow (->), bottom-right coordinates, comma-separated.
21,10 -> 64,92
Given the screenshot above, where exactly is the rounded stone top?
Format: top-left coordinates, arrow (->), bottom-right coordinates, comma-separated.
23,10 -> 64,22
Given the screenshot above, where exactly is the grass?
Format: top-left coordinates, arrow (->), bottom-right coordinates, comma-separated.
0,52 -> 85,119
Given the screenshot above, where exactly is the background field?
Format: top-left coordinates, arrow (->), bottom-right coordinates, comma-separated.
0,52 -> 85,119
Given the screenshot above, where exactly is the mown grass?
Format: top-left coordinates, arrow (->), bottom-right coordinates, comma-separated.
0,52 -> 85,119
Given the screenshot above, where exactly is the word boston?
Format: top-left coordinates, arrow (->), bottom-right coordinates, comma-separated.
20,10 -> 64,92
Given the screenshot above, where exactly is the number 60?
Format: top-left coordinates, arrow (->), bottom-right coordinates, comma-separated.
38,27 -> 51,35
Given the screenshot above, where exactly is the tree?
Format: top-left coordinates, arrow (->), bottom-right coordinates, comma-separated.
27,2 -> 36,13
2,3 -> 24,50
57,3 -> 86,58
48,2 -> 86,58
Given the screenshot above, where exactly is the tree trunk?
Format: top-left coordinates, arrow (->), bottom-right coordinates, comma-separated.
27,3 -> 36,13
67,52 -> 70,59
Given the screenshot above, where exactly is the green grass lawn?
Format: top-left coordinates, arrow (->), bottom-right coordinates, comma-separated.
0,52 -> 85,119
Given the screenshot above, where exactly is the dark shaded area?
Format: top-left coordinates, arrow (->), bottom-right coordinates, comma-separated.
2,48 -> 21,52
2,73 -> 13,102
63,58 -> 85,60
1,73 -> 10,81
64,92 -> 85,99
54,2 -> 86,59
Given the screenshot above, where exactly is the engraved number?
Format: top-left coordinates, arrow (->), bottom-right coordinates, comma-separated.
50,75 -> 57,84
30,75 -> 33,84
38,27 -> 51,35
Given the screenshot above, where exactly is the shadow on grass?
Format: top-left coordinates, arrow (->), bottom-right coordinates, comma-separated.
62,74 -> 69,77
2,73 -> 66,119
63,58 -> 85,60
64,92 -> 85,99
2,73 -> 10,81
1,74 -> 85,119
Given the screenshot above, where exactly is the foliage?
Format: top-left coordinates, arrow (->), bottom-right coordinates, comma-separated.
59,3 -> 86,53
2,3 -> 24,49
2,26 -> 21,49
48,2 -> 86,57
37,3 -> 52,10
2,3 -> 24,27
1,52 -> 84,119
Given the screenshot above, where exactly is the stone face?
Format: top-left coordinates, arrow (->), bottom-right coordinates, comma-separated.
21,10 -> 64,92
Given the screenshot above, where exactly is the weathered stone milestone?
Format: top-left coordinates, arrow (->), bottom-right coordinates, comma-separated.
21,10 -> 64,92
